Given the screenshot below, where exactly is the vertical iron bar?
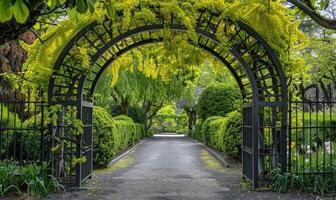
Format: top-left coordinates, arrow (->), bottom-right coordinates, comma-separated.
40,91 -> 45,163
0,95 -> 3,159
13,89 -> 17,162
302,84 -> 305,173
288,91 -> 292,172
315,86 -> 319,172
20,87 -> 24,164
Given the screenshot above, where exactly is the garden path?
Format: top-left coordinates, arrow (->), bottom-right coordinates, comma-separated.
47,136 -> 313,200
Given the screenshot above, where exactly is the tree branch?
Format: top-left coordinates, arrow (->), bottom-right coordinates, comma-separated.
287,0 -> 336,30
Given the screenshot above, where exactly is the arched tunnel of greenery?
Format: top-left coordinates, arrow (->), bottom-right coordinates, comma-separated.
0,0 -> 336,198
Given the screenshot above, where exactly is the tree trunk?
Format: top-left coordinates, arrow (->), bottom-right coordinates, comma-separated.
119,98 -> 129,115
186,109 -> 197,134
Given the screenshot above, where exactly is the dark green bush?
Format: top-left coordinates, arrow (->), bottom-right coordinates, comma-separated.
93,107 -> 145,168
197,84 -> 241,121
128,106 -> 146,124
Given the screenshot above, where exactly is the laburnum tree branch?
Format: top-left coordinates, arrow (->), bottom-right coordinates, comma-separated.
1,0 -> 336,44
287,0 -> 336,30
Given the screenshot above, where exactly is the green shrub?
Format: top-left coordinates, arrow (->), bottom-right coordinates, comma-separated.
92,106 -> 116,168
0,161 -> 62,197
93,107 -> 145,168
293,113 -> 336,146
191,111 -> 242,159
221,111 -> 242,158
176,127 -> 188,135
197,84 -> 241,121
198,116 -> 223,147
0,105 -> 46,162
191,123 -> 202,138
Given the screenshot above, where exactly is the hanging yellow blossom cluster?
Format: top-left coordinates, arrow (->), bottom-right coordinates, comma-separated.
22,0 -> 307,90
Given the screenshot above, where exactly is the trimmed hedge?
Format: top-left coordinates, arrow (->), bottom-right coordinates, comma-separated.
192,111 -> 242,159
197,84 -> 241,121
222,111 -> 243,158
93,106 -> 145,168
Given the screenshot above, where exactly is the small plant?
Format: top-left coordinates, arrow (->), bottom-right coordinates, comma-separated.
0,161 -> 20,196
269,165 -> 336,195
0,161 -> 63,198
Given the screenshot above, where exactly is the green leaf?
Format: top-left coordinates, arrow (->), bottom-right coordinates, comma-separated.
51,144 -> 61,152
106,1 -> 116,19
88,0 -> 96,13
76,0 -> 88,13
320,0 -> 329,10
0,0 -> 13,23
12,0 -> 29,24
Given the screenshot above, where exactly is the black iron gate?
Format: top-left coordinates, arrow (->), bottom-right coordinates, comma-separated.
79,101 -> 93,184
242,104 -> 259,187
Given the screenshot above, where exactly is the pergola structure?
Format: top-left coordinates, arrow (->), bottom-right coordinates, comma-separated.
47,7 -> 288,188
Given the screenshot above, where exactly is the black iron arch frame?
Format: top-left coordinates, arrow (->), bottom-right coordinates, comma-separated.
48,9 -> 288,188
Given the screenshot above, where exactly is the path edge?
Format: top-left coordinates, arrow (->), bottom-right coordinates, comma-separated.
107,139 -> 146,167
187,137 -> 230,167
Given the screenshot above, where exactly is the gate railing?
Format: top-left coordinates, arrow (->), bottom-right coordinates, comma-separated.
0,88 -> 49,165
288,81 -> 336,175
0,88 -> 83,187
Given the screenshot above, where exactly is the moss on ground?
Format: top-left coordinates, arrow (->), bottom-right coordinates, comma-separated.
94,155 -> 134,174
200,148 -> 240,174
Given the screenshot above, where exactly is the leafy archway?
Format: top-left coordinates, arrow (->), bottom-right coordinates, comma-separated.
22,1 -> 303,188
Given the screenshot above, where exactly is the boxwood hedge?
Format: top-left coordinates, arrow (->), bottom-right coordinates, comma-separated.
192,111 -> 242,159
93,106 -> 145,168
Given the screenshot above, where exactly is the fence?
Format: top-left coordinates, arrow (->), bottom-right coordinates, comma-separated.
1,81 -> 335,187
288,82 -> 336,175
0,88 -> 49,165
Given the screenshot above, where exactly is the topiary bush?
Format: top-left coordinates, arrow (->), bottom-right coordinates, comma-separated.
197,84 -> 241,121
93,107 -> 146,168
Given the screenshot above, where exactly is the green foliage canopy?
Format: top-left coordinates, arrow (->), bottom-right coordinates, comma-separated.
21,0 -> 305,92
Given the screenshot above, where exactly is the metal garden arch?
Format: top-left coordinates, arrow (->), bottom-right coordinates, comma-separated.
48,8 -> 288,188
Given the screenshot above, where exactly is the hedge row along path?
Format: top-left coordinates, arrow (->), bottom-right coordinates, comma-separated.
46,136 -> 312,200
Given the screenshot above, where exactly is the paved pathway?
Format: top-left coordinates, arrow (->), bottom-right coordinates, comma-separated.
48,136 -> 313,200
